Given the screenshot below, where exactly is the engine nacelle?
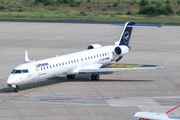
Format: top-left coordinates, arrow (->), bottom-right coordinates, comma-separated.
114,45 -> 130,56
87,44 -> 102,50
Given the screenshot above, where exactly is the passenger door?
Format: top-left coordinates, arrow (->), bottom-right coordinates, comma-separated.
28,64 -> 37,80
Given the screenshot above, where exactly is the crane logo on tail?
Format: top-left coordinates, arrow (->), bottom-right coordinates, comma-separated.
123,31 -> 129,45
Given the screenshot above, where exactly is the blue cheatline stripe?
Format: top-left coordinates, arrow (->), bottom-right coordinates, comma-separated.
112,24 -> 162,27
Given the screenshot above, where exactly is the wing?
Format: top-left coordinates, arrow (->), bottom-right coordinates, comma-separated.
79,60 -> 171,73
79,66 -> 162,73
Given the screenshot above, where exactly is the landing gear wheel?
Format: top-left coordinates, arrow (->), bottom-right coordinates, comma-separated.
12,85 -> 19,92
14,88 -> 18,92
94,74 -> 99,81
91,74 -> 99,81
67,75 -> 75,79
91,74 -> 95,80
71,75 -> 75,79
67,75 -> 71,79
16,85 -> 19,90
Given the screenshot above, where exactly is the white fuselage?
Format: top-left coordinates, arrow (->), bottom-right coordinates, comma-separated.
7,45 -> 124,86
133,111 -> 180,120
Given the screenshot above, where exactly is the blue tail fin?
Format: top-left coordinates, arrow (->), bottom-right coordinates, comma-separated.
113,22 -> 162,46
118,22 -> 135,46
113,22 -> 162,62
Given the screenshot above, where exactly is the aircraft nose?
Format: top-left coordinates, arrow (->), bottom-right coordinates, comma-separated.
7,74 -> 14,85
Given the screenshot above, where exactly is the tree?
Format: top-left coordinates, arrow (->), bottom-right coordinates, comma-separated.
139,0 -> 148,6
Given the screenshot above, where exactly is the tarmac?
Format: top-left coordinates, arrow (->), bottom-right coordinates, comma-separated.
0,21 -> 180,120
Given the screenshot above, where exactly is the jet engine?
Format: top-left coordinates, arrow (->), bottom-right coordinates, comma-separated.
114,45 -> 130,56
87,44 -> 102,50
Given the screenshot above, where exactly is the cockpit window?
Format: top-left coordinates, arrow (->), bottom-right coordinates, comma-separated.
15,70 -> 21,74
11,69 -> 15,74
11,69 -> 29,74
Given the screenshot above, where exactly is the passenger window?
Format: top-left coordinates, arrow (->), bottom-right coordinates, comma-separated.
88,57 -> 90,60
47,66 -> 48,69
41,68 -> 43,70
102,53 -> 104,56
65,62 -> 67,65
99,54 -> 101,57
50,65 -> 52,68
81,58 -> 83,61
53,65 -> 55,67
105,53 -> 107,56
74,60 -> 76,63
94,55 -> 96,58
71,60 -> 73,63
97,55 -> 98,57
62,62 -> 64,65
85,58 -> 87,60
44,67 -> 45,70
56,64 -> 58,67
77,59 -> 79,62
91,56 -> 93,59
68,61 -> 70,64
59,63 -> 61,66
22,69 -> 29,73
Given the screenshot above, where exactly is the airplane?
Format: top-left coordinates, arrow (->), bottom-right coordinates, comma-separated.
7,22 -> 164,92
133,111 -> 180,120
133,105 -> 180,120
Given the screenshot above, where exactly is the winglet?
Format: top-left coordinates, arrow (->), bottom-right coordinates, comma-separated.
24,51 -> 32,63
157,59 -> 172,69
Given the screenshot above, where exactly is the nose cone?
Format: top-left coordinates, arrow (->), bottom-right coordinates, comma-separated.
7,74 -> 14,85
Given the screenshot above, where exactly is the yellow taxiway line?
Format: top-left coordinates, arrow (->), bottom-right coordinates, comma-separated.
0,79 -> 65,104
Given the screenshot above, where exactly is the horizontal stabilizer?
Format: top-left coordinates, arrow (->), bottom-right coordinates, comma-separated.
112,23 -> 162,27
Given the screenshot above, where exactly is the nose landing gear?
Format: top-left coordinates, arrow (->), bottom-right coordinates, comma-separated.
8,84 -> 19,92
12,84 -> 19,92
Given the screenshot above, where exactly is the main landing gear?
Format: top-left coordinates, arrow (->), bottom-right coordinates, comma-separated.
91,73 -> 99,81
67,74 -> 99,81
67,74 -> 75,79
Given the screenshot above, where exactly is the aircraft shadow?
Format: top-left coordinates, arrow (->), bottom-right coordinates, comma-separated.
0,75 -> 153,93
67,79 -> 153,82
0,76 -> 65,93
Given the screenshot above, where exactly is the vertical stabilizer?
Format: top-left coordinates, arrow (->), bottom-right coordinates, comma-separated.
119,22 -> 136,46
114,22 -> 162,46
117,22 -> 135,46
